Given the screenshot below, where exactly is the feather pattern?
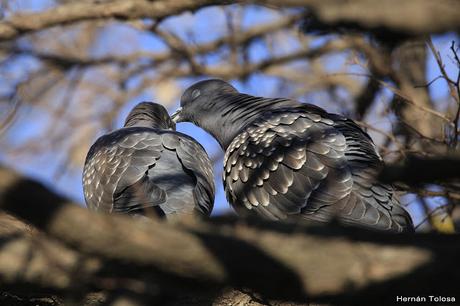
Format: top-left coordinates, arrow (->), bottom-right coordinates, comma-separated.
83,103 -> 214,219
177,80 -> 413,232
222,105 -> 412,232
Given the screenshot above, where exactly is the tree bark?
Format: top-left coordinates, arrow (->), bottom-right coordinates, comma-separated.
0,165 -> 460,305
1,0 -> 459,41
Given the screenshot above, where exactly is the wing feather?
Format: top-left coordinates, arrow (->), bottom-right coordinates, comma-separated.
165,132 -> 215,216
83,129 -> 165,214
223,105 -> 413,232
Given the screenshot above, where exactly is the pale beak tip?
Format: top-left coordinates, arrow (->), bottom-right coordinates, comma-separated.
171,107 -> 182,123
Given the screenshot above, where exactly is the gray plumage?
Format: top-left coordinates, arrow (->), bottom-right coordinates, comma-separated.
172,79 -> 413,232
83,102 -> 215,219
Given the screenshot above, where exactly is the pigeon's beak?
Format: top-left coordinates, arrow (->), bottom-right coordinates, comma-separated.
171,107 -> 183,123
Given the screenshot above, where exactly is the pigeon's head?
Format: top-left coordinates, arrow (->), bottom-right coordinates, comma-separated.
124,102 -> 175,130
171,79 -> 238,124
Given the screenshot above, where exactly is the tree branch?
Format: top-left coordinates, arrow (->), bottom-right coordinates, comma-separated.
1,165 -> 460,305
380,155 -> 460,184
1,0 -> 459,42
0,0 -> 221,41
262,0 -> 460,36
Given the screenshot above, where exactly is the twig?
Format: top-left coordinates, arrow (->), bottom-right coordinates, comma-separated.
331,72 -> 454,124
449,41 -> 460,148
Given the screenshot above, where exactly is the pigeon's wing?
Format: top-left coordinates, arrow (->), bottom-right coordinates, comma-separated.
83,129 -> 166,214
161,132 -> 215,216
224,108 -> 412,231
224,110 -> 352,219
332,116 -> 414,232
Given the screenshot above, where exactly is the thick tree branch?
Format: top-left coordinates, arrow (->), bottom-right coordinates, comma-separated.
0,0 -> 221,41
0,230 -> 100,295
1,0 -> 459,42
1,165 -> 460,305
380,155 -> 460,184
261,0 -> 460,36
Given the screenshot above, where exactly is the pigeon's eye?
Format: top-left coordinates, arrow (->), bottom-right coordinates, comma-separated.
191,89 -> 201,100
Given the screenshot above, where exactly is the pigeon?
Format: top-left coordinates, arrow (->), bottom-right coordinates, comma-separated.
82,102 -> 215,219
171,79 -> 413,232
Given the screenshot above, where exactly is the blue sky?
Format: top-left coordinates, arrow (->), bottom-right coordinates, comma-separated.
0,3 -> 458,228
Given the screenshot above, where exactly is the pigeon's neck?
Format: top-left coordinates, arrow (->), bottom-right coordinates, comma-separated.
201,93 -> 299,150
124,115 -> 172,130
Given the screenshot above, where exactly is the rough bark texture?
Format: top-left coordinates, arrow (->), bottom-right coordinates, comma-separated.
0,165 -> 459,305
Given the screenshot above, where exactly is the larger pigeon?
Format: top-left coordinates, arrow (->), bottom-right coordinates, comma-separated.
83,102 -> 214,219
171,79 -> 413,232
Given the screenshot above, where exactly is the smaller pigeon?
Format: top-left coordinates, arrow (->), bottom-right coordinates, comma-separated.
82,102 -> 215,219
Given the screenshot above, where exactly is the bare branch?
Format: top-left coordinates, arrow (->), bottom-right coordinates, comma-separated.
380,155 -> 460,184
1,0 -> 459,43
259,0 -> 460,35
1,165 -> 460,305
0,0 -> 221,41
